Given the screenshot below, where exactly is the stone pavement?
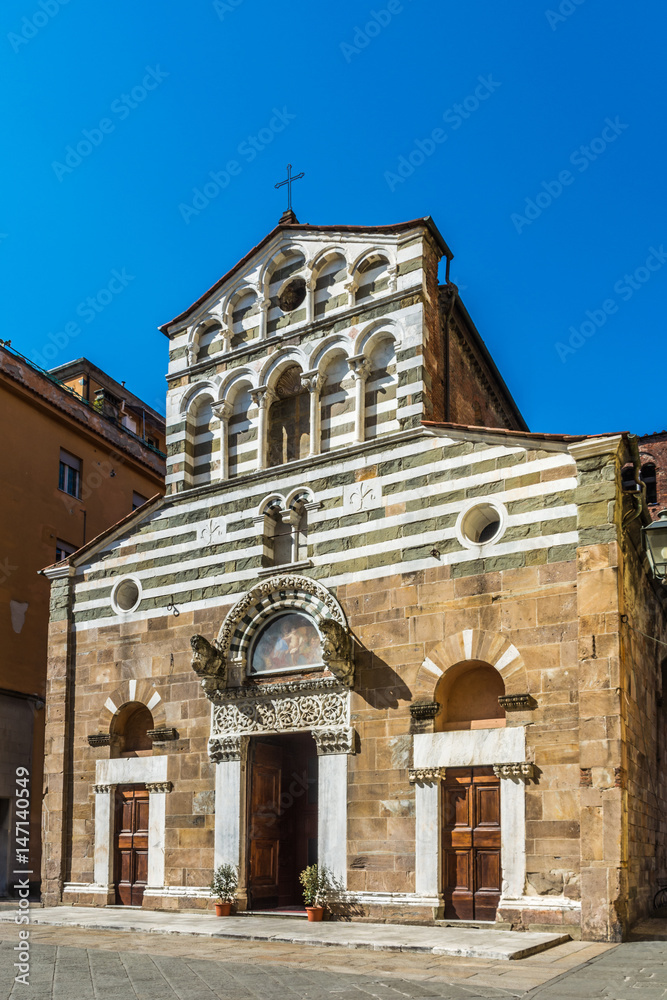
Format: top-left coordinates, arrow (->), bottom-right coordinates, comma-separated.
0,906 -> 568,960
0,923 -> 609,999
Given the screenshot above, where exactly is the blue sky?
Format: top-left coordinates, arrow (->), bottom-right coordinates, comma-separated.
2,0 -> 666,434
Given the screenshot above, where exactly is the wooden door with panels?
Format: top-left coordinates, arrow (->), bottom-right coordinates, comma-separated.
247,734 -> 318,909
114,786 -> 149,906
442,767 -> 501,920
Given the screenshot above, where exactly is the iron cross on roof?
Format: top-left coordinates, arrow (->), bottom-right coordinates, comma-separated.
274,163 -> 304,212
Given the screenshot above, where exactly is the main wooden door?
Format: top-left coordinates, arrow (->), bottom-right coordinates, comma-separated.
442,767 -> 501,920
247,735 -> 317,909
114,787 -> 149,906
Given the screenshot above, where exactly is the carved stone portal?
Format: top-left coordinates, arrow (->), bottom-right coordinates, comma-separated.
211,686 -> 348,738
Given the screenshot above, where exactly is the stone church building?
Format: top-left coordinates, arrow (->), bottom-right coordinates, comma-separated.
41,214 -> 667,942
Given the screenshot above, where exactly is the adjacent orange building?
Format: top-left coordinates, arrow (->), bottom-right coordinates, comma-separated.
0,343 -> 165,898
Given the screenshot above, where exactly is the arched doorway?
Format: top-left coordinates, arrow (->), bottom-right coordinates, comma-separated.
110,702 -> 154,905
436,662 -> 506,921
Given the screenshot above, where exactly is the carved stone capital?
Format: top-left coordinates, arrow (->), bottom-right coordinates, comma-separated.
409,702 -> 439,721
146,781 -> 173,794
498,694 -> 536,711
87,733 -> 111,748
300,371 -> 326,394
313,727 -> 355,756
408,767 -> 446,785
208,734 -> 250,764
147,727 -> 178,742
93,783 -> 115,794
348,355 -> 371,381
493,762 -> 535,781
250,385 -> 276,409
212,400 -> 233,422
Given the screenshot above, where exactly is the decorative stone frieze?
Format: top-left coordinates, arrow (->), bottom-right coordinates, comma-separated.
211,687 -> 348,737
93,783 -> 114,794
147,727 -> 179,742
498,694 -> 536,711
146,781 -> 173,794
208,734 -> 249,763
87,733 -> 111,747
408,767 -> 446,784
312,727 -> 355,756
493,762 -> 535,780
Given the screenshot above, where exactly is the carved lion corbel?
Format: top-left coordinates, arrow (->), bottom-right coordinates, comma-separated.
319,619 -> 354,685
190,635 -> 226,684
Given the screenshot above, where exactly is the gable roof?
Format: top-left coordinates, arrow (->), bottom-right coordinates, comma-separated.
158,216 -> 453,335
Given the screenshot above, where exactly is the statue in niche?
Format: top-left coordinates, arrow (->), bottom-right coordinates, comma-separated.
190,635 -> 225,681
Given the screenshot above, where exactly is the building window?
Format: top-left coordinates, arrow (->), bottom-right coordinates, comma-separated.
110,576 -> 142,615
132,491 -> 148,511
146,436 -> 159,449
55,539 -> 77,563
456,501 -> 507,548
641,463 -> 658,505
58,449 -> 81,498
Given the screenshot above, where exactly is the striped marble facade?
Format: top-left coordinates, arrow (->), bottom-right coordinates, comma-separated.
70,429 -> 578,630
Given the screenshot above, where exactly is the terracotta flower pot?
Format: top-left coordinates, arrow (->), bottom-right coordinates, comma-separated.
306,905 -> 324,922
215,902 -> 232,916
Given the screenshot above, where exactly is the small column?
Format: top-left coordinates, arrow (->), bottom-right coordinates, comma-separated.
259,300 -> 271,340
313,727 -> 355,887
409,768 -> 445,898
348,356 -> 371,444
301,371 -> 325,458
344,276 -> 358,308
250,386 -> 276,470
493,763 -> 533,902
305,277 -> 316,324
146,781 -> 173,890
212,401 -> 232,481
93,783 -> 117,890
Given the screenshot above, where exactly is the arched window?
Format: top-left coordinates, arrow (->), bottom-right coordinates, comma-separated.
261,495 -> 309,567
355,254 -> 390,302
266,251 -> 306,336
320,351 -> 355,452
435,661 -> 506,732
365,336 -> 399,439
196,323 -> 222,363
110,702 -> 154,758
190,395 -> 219,485
227,383 -> 255,478
230,290 -> 259,350
267,365 -> 310,466
641,462 -> 658,505
314,254 -> 347,318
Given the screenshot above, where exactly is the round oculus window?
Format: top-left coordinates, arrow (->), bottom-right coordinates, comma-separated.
111,577 -> 142,615
458,502 -> 505,547
278,278 -> 306,313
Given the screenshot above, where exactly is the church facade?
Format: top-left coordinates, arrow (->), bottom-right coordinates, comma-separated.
41,215 -> 667,942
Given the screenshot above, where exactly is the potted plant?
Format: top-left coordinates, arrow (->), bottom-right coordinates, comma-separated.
210,863 -> 238,916
299,863 -> 337,921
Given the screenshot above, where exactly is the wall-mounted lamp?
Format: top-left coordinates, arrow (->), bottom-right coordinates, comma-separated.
642,509 -> 667,582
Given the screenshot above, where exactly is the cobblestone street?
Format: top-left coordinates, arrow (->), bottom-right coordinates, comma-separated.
1,925 -> 666,1000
